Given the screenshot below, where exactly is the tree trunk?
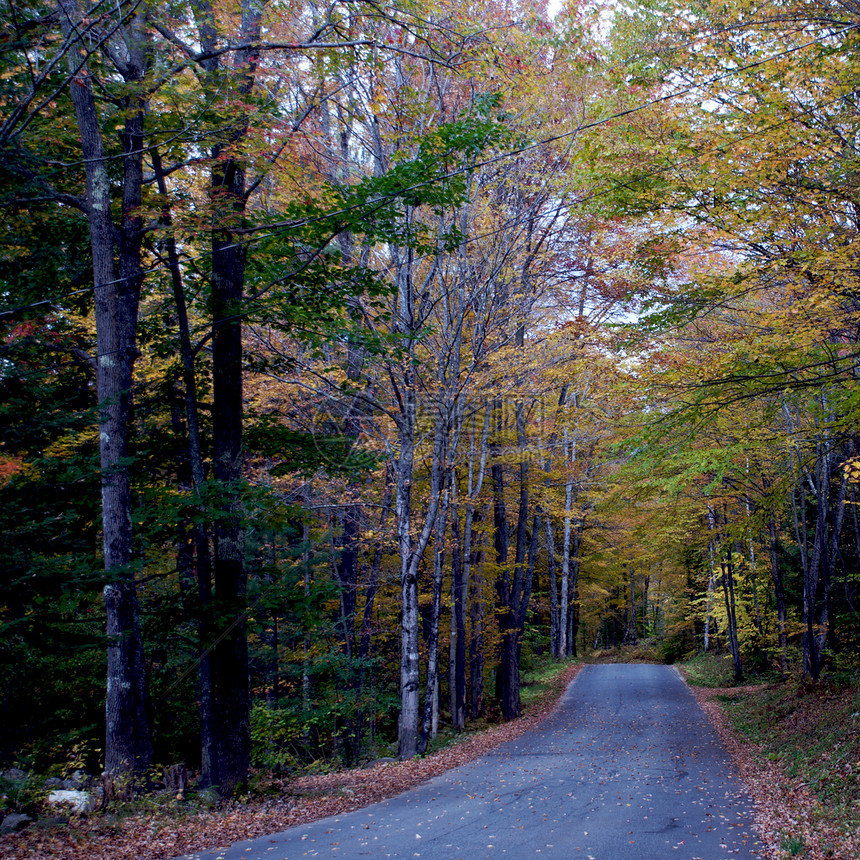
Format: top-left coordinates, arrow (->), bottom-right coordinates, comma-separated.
704,543 -> 716,653
469,510 -> 486,719
768,515 -> 789,677
58,0 -> 152,777
396,396 -> 446,758
720,547 -> 743,682
396,400 -> 420,758
419,489 -> 450,754
560,478 -> 574,658
624,563 -> 638,646
450,508 -> 466,732
152,146 -> 217,785
803,450 -> 830,681
198,0 -> 263,794
545,516 -> 559,659
496,399 -> 530,721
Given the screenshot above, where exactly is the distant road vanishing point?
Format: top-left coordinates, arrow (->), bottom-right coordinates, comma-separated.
179,664 -> 762,860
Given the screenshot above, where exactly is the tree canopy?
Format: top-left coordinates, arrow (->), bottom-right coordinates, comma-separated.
1,0 -> 860,808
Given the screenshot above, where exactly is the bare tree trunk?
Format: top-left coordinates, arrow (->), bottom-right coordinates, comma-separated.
570,578 -> 580,657
768,515 -> 789,677
189,0 -> 262,795
449,506 -> 464,731
418,478 -> 451,754
624,563 -> 638,646
452,409 -> 490,729
803,450 -> 830,681
396,400 -> 420,758
469,510 -> 486,719
496,399 -> 530,721
721,552 -> 743,682
396,395 -> 447,758
152,146 -> 217,786
823,465 -> 849,653
708,504 -> 742,680
545,516 -> 559,659
711,505 -> 742,682
491,397 -> 510,711
58,0 -> 152,777
744,494 -> 764,639
704,543 -> 716,653
559,426 -> 578,659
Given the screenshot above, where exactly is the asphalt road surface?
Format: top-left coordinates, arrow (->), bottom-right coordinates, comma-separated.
180,664 -> 762,859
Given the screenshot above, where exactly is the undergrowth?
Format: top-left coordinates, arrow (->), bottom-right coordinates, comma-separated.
725,673 -> 860,841
682,653 -> 738,687
585,643 -> 663,664
520,656 -> 578,710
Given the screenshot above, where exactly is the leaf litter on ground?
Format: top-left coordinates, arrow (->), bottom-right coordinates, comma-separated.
1,664 -> 582,860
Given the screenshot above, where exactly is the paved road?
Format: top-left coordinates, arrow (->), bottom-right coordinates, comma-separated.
181,664 -> 762,859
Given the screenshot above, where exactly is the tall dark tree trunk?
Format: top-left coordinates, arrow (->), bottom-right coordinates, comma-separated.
335,509 -> 360,659
802,450 -> 831,681
569,578 -> 580,658
545,516 -> 559,659
351,483 -> 391,755
624,563 -> 638,646
456,409 -> 490,729
193,0 -> 262,795
721,553 -> 743,683
450,509 -> 467,732
496,399 -> 531,721
208,125 -> 253,790
152,146 -> 217,782
708,505 -> 742,681
469,510 -> 485,719
768,515 -> 789,677
58,0 -> 152,777
824,466 -> 849,653
491,400 -> 512,717
210,214 -> 250,792
419,489 -> 450,754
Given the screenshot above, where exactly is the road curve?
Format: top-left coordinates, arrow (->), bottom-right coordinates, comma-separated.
179,664 -> 762,859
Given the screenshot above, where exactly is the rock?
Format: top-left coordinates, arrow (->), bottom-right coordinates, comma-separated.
0,768 -> 26,782
46,789 -> 96,814
362,757 -> 397,769
194,787 -> 221,808
44,772 -> 88,790
1,813 -> 32,834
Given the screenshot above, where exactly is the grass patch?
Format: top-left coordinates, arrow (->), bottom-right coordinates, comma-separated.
682,653 -> 738,687
780,834 -> 806,856
520,657 -> 579,711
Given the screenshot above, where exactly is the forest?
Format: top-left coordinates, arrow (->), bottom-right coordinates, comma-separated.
1,0 -> 860,825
